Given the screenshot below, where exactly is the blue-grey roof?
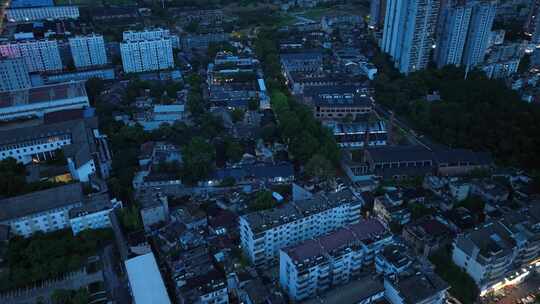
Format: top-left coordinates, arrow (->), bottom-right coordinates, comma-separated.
212,163 -> 294,181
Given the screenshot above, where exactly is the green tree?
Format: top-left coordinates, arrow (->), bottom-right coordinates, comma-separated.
183,137 -> 216,184
225,138 -> 244,163
305,154 -> 335,183
250,190 -> 276,211
231,108 -> 245,123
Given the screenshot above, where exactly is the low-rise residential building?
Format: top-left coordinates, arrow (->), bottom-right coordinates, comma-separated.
279,218 -> 392,301
139,190 -> 170,231
69,194 -> 123,235
0,183 -> 84,237
402,217 -> 453,257
179,270 -> 229,304
373,192 -> 411,226
384,271 -> 448,304
0,82 -> 89,121
375,244 -> 413,277
134,104 -> 185,131
240,189 -> 364,266
452,221 -> 517,295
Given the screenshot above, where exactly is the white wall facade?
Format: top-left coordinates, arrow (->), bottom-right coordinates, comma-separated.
120,38 -> 174,73
0,57 -> 31,92
0,40 -> 62,72
69,34 -> 108,69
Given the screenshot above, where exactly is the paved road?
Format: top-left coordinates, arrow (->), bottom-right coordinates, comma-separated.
101,245 -> 131,304
485,274 -> 540,304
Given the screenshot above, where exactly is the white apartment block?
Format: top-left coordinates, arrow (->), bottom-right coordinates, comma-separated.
453,218 -> 540,296
6,6 -> 79,22
240,189 -> 363,266
279,219 -> 392,301
69,195 -> 122,235
0,56 -> 31,92
120,38 -> 174,73
0,82 -> 89,121
69,34 -> 108,69
0,184 -> 85,237
0,184 -> 121,238
123,28 -> 180,48
0,40 -> 62,72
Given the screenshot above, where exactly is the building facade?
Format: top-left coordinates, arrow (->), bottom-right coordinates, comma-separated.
123,28 -> 180,48
69,34 -> 108,69
6,6 -> 79,22
0,57 -> 31,92
0,184 -> 84,237
0,39 -> 62,72
435,0 -> 474,68
279,219 -> 392,301
69,195 -> 122,235
382,0 -> 440,74
462,0 -> 497,69
240,189 -> 363,266
120,38 -> 174,73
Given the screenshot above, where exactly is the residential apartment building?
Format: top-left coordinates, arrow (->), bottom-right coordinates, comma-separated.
240,189 -> 364,266
375,244 -> 413,277
0,56 -> 31,92
0,114 -> 112,182
381,0 -> 440,74
120,37 -> 174,73
69,194 -> 122,235
279,219 -> 392,301
69,34 -> 108,69
6,6 -> 79,22
123,28 -> 180,48
0,184 -> 84,237
0,39 -> 62,72
0,183 -> 120,237
373,192 -> 411,225
135,104 -> 185,131
384,271 -> 448,304
435,0 -> 474,68
462,0 -> 497,69
452,221 -> 517,295
0,82 -> 89,121
139,190 -> 170,231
